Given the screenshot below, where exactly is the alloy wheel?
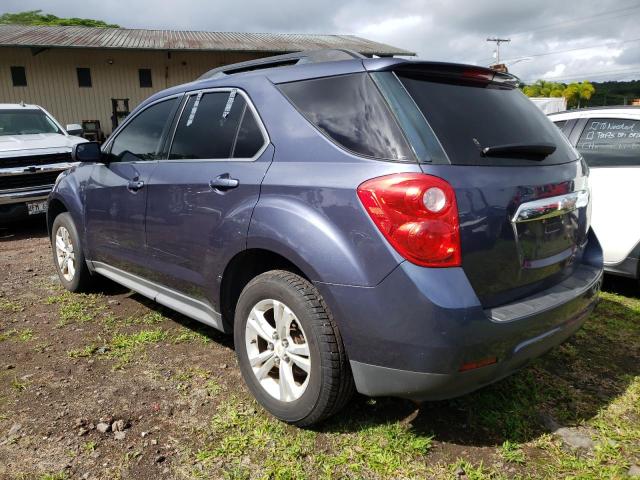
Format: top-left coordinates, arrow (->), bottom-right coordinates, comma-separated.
244,299 -> 311,402
55,226 -> 76,282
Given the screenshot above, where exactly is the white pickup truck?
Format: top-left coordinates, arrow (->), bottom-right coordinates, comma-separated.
0,103 -> 87,222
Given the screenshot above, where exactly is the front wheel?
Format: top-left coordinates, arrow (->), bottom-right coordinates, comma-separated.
234,270 -> 354,426
51,212 -> 93,292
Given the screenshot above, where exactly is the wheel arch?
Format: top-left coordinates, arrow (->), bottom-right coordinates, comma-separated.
219,248 -> 312,332
46,197 -> 69,238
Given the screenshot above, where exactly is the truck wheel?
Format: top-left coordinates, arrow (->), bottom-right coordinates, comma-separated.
234,270 -> 354,426
51,212 -> 93,292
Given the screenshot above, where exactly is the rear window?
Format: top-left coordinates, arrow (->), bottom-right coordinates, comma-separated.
278,73 -> 414,161
398,74 -> 579,166
576,118 -> 640,167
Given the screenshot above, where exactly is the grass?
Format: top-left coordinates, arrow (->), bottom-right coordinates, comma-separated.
108,328 -> 168,369
7,282 -> 638,479
499,440 -> 526,464
0,299 -> 24,313
46,291 -> 106,326
173,329 -> 211,345
67,344 -> 99,358
0,328 -> 35,342
188,396 -> 433,479
83,441 -> 97,453
11,377 -> 28,392
39,473 -> 68,480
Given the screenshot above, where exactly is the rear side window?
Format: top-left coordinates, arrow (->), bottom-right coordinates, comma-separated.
553,120 -> 567,130
233,108 -> 265,158
279,73 -> 414,161
169,91 -> 264,160
398,74 -> 579,166
576,118 -> 640,167
109,98 -> 178,162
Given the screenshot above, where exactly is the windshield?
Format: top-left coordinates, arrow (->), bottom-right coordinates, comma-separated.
0,109 -> 61,136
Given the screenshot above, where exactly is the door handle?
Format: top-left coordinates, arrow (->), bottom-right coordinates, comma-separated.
127,180 -> 144,192
209,174 -> 239,191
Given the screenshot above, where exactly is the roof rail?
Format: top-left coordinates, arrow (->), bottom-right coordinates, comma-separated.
198,49 -> 365,80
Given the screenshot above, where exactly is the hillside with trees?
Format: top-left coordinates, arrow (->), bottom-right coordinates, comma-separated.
0,10 -> 119,28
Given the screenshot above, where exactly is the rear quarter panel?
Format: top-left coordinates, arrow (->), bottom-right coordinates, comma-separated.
247,81 -> 420,286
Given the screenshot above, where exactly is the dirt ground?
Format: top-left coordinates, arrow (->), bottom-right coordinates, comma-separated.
0,218 -> 638,480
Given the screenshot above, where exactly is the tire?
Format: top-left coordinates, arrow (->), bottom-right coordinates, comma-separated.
234,270 -> 354,426
51,212 -> 93,292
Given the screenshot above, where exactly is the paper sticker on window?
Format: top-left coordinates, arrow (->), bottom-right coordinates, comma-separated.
222,89 -> 237,119
186,91 -> 203,127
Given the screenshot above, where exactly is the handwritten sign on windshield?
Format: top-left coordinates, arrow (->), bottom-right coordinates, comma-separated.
578,119 -> 640,150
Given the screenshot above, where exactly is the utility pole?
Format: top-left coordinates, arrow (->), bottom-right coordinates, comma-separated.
486,37 -> 511,64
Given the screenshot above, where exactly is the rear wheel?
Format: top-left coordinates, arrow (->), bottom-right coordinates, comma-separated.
51,212 -> 93,292
234,270 -> 354,426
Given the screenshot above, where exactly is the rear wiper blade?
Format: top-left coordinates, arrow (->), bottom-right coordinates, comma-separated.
473,139 -> 556,159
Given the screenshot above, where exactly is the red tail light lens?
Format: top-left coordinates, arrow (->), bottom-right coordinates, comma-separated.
357,173 -> 461,267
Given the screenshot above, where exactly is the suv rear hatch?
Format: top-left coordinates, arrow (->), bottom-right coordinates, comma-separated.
373,62 -> 591,307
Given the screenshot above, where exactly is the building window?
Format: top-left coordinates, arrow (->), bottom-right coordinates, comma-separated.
10,66 -> 27,87
139,68 -> 152,88
77,67 -> 92,87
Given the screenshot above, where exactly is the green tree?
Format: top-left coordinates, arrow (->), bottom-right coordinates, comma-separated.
0,10 -> 119,28
522,79 -> 566,98
563,81 -> 596,108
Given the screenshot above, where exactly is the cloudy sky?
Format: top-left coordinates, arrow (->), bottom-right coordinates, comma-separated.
3,0 -> 639,83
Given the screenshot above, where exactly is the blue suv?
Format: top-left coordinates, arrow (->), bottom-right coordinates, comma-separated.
48,50 -> 603,426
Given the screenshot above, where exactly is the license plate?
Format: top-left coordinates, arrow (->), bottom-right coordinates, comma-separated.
27,200 -> 48,215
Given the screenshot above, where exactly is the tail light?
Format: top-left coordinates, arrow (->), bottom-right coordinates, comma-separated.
357,173 -> 461,267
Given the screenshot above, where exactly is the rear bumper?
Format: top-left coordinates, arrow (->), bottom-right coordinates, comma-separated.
349,291 -> 595,401
316,234 -> 603,401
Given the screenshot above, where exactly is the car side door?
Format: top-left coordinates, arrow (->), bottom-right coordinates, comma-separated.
84,96 -> 181,276
574,116 -> 640,266
144,88 -> 273,318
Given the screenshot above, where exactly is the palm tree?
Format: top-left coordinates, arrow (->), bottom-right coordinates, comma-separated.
563,81 -> 595,108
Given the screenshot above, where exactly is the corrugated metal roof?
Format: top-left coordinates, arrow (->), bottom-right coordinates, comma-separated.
0,25 -> 414,56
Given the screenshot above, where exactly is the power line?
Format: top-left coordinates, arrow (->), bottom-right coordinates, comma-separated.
507,3 -> 640,38
498,36 -> 640,64
523,67 -> 640,83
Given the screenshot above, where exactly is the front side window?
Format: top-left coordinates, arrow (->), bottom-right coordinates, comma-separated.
109,98 -> 178,162
576,118 -> 640,167
169,90 -> 265,160
278,73 -> 414,161
0,109 -> 60,135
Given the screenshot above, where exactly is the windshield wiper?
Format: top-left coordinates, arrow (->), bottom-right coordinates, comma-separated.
473,139 -> 556,159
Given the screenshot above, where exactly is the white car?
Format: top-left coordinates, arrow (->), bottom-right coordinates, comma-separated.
0,103 -> 87,222
549,107 -> 640,282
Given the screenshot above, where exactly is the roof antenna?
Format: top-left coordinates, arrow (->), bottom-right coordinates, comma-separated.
19,101 -> 26,107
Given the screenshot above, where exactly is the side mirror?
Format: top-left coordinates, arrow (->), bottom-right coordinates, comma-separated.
66,123 -> 84,136
72,142 -> 103,163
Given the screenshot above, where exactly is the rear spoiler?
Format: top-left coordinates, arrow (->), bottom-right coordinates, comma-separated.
368,60 -> 521,87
